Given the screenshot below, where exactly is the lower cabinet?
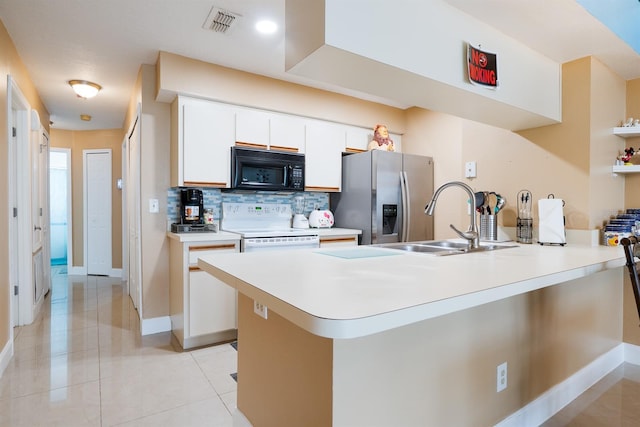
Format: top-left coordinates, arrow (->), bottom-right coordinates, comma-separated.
170,238 -> 239,349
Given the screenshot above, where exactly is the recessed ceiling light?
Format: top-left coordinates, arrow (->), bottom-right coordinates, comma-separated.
255,20 -> 277,34
80,114 -> 92,121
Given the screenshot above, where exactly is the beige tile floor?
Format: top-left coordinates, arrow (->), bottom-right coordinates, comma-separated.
0,271 -> 237,426
542,362 -> 640,426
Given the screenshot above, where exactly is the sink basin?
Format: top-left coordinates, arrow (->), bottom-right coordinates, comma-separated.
374,240 -> 517,256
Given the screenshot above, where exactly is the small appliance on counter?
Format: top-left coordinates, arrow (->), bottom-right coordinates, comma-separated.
538,194 -> 565,246
308,209 -> 334,228
171,188 -> 217,233
292,195 -> 309,229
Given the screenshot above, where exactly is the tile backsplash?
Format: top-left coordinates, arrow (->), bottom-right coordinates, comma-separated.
168,188 -> 329,225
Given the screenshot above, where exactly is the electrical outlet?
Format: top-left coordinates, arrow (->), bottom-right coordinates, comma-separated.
497,362 -> 508,392
254,300 -> 268,319
465,161 -> 477,178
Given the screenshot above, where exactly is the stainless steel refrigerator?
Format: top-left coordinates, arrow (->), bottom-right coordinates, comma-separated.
330,150 -> 434,245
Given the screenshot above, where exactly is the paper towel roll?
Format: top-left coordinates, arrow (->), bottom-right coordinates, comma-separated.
538,198 -> 566,245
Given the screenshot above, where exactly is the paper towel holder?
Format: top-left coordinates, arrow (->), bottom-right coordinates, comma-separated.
538,194 -> 566,246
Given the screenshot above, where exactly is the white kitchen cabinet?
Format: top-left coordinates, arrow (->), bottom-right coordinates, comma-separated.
305,121 -> 345,192
345,126 -> 372,153
270,114 -> 306,153
235,107 -> 270,149
169,237 -> 239,349
171,96 -> 235,188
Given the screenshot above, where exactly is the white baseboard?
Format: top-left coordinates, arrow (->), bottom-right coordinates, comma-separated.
68,266 -> 86,275
141,316 -> 171,336
0,338 -> 13,379
496,344 -> 626,427
232,409 -> 253,427
67,266 -> 122,278
624,342 -> 640,365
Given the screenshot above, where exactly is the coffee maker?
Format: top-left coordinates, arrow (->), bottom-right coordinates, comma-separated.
180,188 -> 203,224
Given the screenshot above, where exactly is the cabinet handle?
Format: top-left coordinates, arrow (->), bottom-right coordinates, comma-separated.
305,186 -> 340,192
189,266 -> 202,272
189,244 -> 237,252
183,181 -> 226,188
345,147 -> 366,153
235,141 -> 267,150
320,237 -> 356,244
269,145 -> 299,153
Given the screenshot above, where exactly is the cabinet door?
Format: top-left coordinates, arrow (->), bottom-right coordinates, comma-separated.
189,269 -> 237,336
270,114 -> 306,153
182,100 -> 235,187
188,243 -> 238,337
236,107 -> 270,149
305,121 -> 345,192
345,126 -> 372,153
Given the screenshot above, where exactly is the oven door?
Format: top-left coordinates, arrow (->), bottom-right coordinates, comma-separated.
242,235 -> 319,252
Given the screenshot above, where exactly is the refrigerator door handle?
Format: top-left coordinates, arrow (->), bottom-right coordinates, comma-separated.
401,171 -> 410,242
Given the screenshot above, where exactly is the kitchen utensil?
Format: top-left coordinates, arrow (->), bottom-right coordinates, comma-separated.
494,194 -> 506,214
517,189 -> 533,244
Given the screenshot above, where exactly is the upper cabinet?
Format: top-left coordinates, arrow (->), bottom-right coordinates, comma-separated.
345,126 -> 372,153
270,114 -> 306,153
171,96 -> 397,192
235,107 -> 270,149
171,96 -> 235,188
305,121 -> 345,192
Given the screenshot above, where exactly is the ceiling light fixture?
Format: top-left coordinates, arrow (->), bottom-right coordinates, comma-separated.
68,80 -> 102,99
80,114 -> 92,121
255,20 -> 277,34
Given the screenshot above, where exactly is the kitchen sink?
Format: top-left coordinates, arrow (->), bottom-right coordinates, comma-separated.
374,240 -> 517,256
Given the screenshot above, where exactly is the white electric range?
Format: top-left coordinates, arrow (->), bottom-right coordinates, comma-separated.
220,203 -> 320,252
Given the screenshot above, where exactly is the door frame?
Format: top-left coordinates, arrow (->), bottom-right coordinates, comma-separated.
49,148 -> 73,270
124,109 -> 142,314
7,75 -> 36,326
83,148 -> 112,276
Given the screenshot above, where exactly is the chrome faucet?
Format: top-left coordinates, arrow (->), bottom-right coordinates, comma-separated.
425,181 -> 479,250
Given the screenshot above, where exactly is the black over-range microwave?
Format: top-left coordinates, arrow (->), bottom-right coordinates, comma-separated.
230,146 -> 305,191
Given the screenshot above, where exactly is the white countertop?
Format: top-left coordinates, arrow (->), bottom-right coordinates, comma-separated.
198,241 -> 626,339
167,227 -> 361,242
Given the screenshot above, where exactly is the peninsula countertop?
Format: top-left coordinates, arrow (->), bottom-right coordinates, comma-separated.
197,241 -> 626,339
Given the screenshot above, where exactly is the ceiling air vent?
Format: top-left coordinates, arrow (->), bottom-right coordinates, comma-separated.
203,7 -> 241,34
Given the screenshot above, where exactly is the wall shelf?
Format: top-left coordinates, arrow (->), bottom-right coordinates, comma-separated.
613,127 -> 640,138
613,165 -> 640,174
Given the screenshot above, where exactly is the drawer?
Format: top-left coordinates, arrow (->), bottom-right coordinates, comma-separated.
188,243 -> 237,265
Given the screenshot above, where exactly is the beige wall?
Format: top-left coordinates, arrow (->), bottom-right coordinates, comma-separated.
0,20 -> 50,357
49,129 -> 123,269
403,57 -> 625,239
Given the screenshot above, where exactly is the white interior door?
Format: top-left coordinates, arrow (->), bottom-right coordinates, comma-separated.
127,116 -> 141,311
84,150 -> 112,276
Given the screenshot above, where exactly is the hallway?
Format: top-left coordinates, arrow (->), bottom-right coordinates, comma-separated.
0,270 -> 237,426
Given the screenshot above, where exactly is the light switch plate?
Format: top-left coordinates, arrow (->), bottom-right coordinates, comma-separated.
149,198 -> 159,213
